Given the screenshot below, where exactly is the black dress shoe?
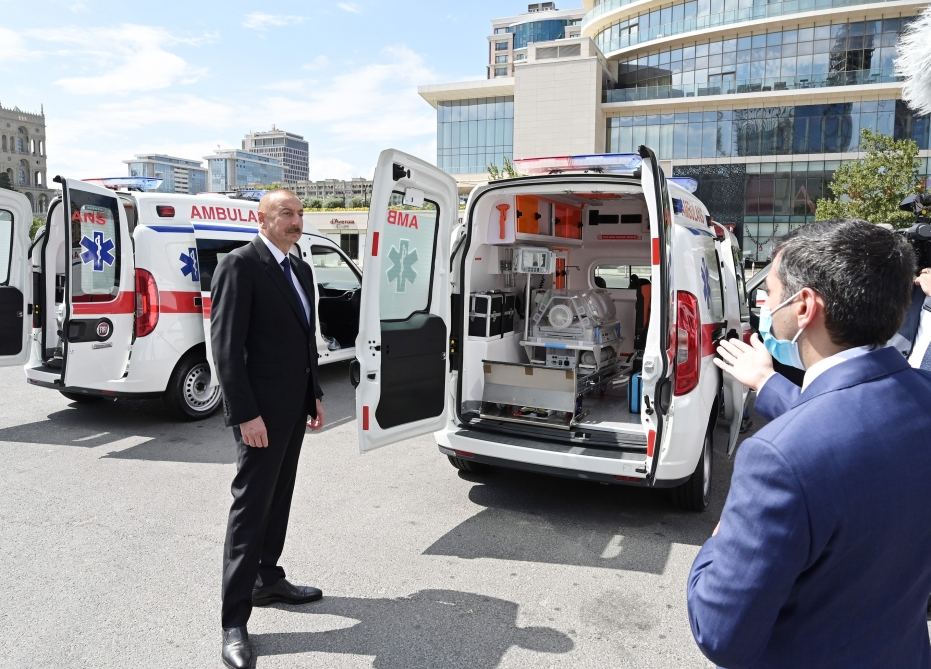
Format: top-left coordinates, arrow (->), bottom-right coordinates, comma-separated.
252,578 -> 323,606
221,626 -> 253,669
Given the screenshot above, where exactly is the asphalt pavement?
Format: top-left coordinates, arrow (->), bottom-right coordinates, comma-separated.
0,362 -> 863,667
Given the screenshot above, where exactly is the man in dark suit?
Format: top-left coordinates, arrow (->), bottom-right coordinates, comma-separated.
688,220 -> 931,667
211,189 -> 325,669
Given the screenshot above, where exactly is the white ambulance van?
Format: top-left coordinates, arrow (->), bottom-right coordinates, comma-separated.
352,147 -> 749,510
0,178 -> 361,419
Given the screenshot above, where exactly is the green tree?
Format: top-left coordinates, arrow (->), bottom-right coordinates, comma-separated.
0,172 -> 14,191
487,155 -> 519,181
306,198 -> 323,209
30,216 -> 44,239
350,196 -> 366,208
815,129 -> 922,227
324,196 -> 345,209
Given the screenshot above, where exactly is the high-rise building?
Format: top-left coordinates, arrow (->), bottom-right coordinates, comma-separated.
242,127 -> 309,184
204,149 -> 284,192
124,154 -> 207,194
420,0 -> 931,262
0,103 -> 53,214
488,3 -> 584,78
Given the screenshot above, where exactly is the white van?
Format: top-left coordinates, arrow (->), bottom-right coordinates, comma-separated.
0,178 -> 361,419
352,148 -> 749,510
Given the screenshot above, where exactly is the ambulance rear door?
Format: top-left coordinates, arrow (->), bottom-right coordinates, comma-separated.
0,188 -> 34,366
638,145 -> 674,482
192,224 -> 257,388
354,149 -> 457,452
57,178 -> 136,388
716,228 -> 751,455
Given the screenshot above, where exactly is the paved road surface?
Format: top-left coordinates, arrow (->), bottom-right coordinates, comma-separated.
0,363 -> 922,667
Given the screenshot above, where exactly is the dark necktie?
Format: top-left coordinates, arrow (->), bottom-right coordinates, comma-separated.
280,257 -> 309,325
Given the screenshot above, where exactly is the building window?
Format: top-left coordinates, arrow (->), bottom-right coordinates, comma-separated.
606,14 -> 915,100
495,55 -> 508,63
495,41 -> 509,51
437,96 -> 515,175
340,233 -> 359,260
494,67 -> 508,76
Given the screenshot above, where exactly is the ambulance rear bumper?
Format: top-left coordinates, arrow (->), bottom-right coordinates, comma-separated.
25,367 -> 162,399
437,426 -> 651,484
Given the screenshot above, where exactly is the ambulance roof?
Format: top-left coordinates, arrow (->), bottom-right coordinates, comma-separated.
124,191 -> 324,235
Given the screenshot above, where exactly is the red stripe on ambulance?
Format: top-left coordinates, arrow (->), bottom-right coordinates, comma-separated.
160,291 -> 203,314
72,291 -> 135,315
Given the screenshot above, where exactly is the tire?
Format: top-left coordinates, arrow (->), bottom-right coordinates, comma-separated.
59,391 -> 103,403
447,455 -> 491,474
672,423 -> 714,512
163,355 -> 222,420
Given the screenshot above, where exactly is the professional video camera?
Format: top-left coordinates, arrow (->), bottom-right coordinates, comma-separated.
898,193 -> 931,270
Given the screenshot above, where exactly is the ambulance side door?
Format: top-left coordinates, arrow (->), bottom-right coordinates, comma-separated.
354,149 -> 457,452
0,189 -> 33,366
192,225 -> 258,388
58,178 -> 136,388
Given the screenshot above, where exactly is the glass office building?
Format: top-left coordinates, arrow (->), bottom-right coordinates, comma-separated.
124,154 -> 207,194
420,0 -> 931,261
437,97 -> 515,174
242,128 -> 309,184
594,4 -> 931,259
204,149 -> 284,192
488,3 -> 584,78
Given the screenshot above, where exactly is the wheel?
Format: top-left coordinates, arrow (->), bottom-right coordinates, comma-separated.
447,455 -> 491,474
164,355 -> 222,420
59,391 -> 103,403
672,423 -> 713,512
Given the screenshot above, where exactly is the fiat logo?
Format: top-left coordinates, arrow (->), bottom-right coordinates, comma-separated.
96,321 -> 111,339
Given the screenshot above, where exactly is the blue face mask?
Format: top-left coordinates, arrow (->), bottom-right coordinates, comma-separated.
758,289 -> 805,369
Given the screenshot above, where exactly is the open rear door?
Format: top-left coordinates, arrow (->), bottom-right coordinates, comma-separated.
638,146 -> 673,481
0,189 -> 34,366
57,178 -> 135,388
719,236 -> 751,455
355,149 -> 457,452
192,224 -> 258,388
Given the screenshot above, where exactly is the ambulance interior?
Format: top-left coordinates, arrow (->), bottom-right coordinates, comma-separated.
458,185 -> 655,441
309,243 -> 362,351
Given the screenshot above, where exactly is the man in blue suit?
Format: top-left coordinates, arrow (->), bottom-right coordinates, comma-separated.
687,219 -> 931,668
718,267 -> 931,421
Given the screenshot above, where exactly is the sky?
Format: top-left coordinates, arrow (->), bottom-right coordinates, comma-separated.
1,0 -> 539,182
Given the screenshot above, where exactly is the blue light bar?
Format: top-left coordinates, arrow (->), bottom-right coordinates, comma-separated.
84,176 -> 163,191
513,153 -> 642,175
668,177 -> 699,193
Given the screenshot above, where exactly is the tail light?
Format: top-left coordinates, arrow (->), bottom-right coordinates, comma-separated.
673,291 -> 701,396
740,322 -> 752,345
135,268 -> 159,337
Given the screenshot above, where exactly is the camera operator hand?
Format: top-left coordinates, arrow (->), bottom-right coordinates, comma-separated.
915,267 -> 931,297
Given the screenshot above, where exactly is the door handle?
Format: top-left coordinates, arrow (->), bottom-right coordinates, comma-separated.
349,359 -> 361,388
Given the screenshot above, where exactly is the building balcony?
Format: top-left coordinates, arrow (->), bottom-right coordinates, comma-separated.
604,68 -> 899,102
587,0 -> 913,54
